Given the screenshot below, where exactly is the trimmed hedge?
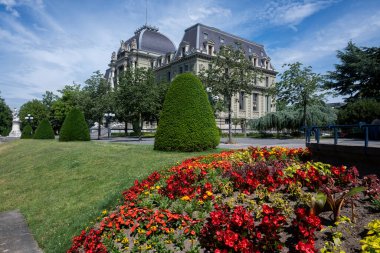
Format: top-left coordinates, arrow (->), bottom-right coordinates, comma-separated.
33,119 -> 55,139
154,73 -> 220,151
21,124 -> 33,139
59,108 -> 90,142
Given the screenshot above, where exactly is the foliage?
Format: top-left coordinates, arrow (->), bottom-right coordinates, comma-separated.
0,93 -> 12,136
20,124 -> 33,139
274,62 -> 325,127
115,68 -> 168,137
49,85 -> 83,133
81,71 -> 113,139
249,103 -> 336,131
19,99 -> 49,130
33,119 -> 55,139
199,43 -> 261,143
360,219 -> 380,252
337,99 -> 380,124
59,108 -> 90,141
325,42 -> 380,101
320,216 -> 352,253
154,73 -> 220,151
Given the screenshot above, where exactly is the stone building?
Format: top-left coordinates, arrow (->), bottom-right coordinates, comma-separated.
105,23 -> 276,131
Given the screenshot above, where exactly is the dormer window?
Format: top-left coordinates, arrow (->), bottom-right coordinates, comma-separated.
182,47 -> 186,57
203,33 -> 208,39
166,54 -> 171,63
249,47 -> 252,53
220,37 -> 224,43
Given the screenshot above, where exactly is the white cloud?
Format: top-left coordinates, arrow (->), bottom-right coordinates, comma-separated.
269,9 -> 380,72
263,0 -> 338,27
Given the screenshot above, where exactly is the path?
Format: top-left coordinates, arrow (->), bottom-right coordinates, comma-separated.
0,210 -> 42,253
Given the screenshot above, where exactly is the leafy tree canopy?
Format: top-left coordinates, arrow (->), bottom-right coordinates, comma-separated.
325,41 -> 380,101
337,99 -> 380,125
19,99 -> 49,130
199,43 -> 261,143
275,62 -> 325,127
0,92 -> 12,136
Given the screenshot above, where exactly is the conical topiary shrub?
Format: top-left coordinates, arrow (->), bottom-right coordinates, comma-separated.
33,119 -> 55,139
154,73 -> 220,151
59,108 -> 90,141
21,124 -> 33,139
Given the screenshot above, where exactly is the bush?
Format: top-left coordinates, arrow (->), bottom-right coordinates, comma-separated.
59,108 -> 90,142
154,73 -> 220,151
21,124 -> 33,139
33,119 -> 55,139
338,99 -> 380,124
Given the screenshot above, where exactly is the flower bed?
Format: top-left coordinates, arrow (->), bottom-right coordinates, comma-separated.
68,147 -> 380,253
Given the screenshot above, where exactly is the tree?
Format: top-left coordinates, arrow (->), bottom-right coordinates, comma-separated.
81,71 -> 112,139
0,93 -> 12,136
50,85 -> 82,133
337,99 -> 380,124
59,108 -> 90,141
42,91 -> 59,111
154,73 -> 219,151
199,44 -> 261,143
19,99 -> 49,130
275,62 -> 325,128
115,67 -> 168,139
325,42 -> 380,101
20,124 -> 33,139
33,119 -> 55,139
249,103 -> 336,132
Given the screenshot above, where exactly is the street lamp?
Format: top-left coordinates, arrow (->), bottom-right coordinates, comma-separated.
25,114 -> 34,124
104,112 -> 115,138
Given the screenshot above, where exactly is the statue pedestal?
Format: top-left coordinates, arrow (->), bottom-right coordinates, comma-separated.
8,120 -> 21,138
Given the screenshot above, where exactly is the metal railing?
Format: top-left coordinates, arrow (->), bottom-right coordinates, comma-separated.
305,123 -> 380,148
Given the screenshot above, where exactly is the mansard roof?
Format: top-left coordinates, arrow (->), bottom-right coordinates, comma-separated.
176,23 -> 270,62
123,25 -> 176,55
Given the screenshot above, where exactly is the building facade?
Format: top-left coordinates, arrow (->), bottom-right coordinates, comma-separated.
105,23 -> 276,131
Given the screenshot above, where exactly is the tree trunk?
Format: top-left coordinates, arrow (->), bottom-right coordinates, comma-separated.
139,112 -> 143,142
228,97 -> 233,144
303,103 -> 307,128
97,118 -> 101,140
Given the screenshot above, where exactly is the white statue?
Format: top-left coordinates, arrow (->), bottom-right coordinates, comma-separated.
8,108 -> 21,138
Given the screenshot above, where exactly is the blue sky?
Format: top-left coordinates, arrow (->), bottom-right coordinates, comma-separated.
1,0 -> 380,109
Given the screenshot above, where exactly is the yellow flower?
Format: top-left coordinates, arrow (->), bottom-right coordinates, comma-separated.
144,191 -> 149,195
198,200 -> 204,205
206,191 -> 213,196
155,185 -> 161,190
122,237 -> 129,244
101,210 -> 107,215
181,195 -> 190,201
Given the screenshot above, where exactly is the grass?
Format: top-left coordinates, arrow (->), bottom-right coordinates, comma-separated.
0,140 -> 221,253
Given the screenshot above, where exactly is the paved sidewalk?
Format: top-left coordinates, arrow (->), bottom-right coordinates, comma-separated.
0,210 -> 42,253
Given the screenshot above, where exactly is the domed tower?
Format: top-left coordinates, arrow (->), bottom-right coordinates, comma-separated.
105,25 -> 176,88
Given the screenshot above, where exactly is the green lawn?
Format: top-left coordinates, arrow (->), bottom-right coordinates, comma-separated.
0,140 -> 221,252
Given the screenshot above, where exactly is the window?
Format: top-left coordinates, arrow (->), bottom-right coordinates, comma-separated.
204,33 -> 208,39
265,77 -> 269,87
179,66 -> 183,74
208,45 -> 213,55
150,61 -> 154,68
265,95 -> 270,112
166,55 -> 171,63
253,58 -> 257,67
167,71 -> 171,82
182,47 -> 186,57
225,119 -> 230,124
252,93 -> 258,111
239,91 -> 245,110
220,37 -> 224,43
249,47 -> 252,53
184,64 -> 189,72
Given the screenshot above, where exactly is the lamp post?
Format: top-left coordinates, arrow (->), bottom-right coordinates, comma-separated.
104,112 -> 115,138
25,114 -> 34,124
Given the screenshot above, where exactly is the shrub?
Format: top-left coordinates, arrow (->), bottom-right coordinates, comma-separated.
20,124 -> 33,139
154,73 -> 219,151
33,119 -> 55,139
59,108 -> 90,141
338,99 -> 380,124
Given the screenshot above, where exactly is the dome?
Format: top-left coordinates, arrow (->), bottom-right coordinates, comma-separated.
125,25 -> 176,55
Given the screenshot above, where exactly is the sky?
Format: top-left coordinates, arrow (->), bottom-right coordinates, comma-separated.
1,0 -> 380,109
